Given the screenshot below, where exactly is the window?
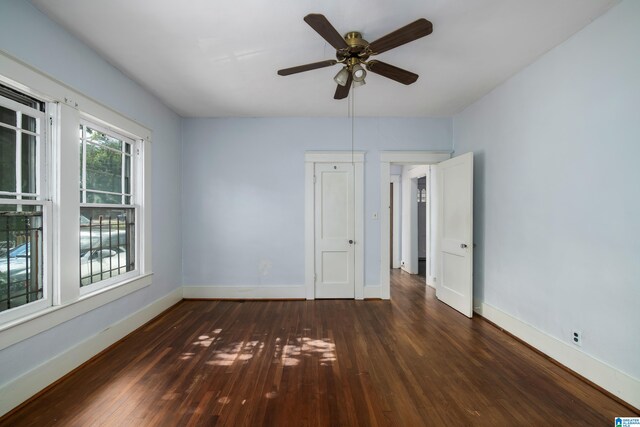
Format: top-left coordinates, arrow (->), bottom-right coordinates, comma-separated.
417,188 -> 426,203
0,53 -> 151,347
0,84 -> 49,317
79,122 -> 136,289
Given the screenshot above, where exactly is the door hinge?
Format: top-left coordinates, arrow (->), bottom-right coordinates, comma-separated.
314,273 -> 317,282
313,175 -> 316,184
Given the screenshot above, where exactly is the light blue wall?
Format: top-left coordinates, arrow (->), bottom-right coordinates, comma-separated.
454,0 -> 640,378
0,0 -> 182,384
3,0 -> 636,406
181,117 -> 452,287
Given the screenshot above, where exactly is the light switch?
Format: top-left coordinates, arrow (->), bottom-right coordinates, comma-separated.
372,212 -> 378,220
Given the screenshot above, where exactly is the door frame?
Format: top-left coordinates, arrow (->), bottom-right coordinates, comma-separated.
390,174 -> 401,269
305,151 -> 365,300
379,151 -> 451,299
401,165 -> 429,275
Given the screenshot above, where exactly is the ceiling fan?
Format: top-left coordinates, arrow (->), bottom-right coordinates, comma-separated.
278,14 -> 433,100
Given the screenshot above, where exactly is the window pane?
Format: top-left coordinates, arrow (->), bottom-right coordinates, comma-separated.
21,114 -> 37,133
80,206 -> 135,287
124,154 -> 131,195
85,143 -> 123,193
0,206 -> 44,312
0,84 -> 44,111
80,124 -> 133,206
0,127 -> 16,193
86,126 -> 122,151
21,133 -> 37,194
86,191 -> 122,204
0,106 -> 16,127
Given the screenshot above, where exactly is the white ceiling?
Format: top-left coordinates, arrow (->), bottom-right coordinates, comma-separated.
32,0 -> 617,117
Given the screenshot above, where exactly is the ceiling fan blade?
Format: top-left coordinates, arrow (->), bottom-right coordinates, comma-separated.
278,60 -> 337,76
304,14 -> 349,51
367,18 -> 433,55
366,60 -> 418,85
334,72 -> 353,100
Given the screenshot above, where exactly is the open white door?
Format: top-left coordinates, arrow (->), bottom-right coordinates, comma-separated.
436,152 -> 473,317
315,163 -> 355,299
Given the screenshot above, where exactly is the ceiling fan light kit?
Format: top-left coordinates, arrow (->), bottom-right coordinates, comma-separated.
351,63 -> 366,82
278,14 -> 433,99
334,67 -> 350,86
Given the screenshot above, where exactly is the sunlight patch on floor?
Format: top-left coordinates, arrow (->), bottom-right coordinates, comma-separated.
274,336 -> 337,367
205,340 -> 265,366
186,330 -> 337,368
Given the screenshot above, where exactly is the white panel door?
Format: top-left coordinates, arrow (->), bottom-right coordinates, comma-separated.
436,152 -> 473,317
315,163 -> 355,299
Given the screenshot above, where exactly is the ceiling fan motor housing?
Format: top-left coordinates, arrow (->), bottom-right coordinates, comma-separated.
337,32 -> 370,64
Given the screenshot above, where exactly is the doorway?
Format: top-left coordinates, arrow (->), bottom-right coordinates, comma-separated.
417,176 -> 426,278
390,182 -> 394,269
379,151 -> 451,300
379,151 -> 475,319
390,175 -> 401,270
399,164 -> 428,278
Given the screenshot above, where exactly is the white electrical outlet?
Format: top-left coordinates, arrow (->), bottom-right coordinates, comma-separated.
572,331 -> 582,346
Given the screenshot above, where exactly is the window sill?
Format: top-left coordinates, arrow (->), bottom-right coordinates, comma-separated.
0,273 -> 153,351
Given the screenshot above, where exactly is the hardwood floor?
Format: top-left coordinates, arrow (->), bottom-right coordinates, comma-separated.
2,270 -> 636,426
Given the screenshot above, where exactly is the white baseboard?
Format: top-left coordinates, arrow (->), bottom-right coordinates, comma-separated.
0,287 -> 183,417
475,301 -> 640,409
183,285 -> 306,299
427,276 -> 436,288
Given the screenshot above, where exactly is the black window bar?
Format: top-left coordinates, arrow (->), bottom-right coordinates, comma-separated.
0,210 -> 43,312
80,208 -> 135,287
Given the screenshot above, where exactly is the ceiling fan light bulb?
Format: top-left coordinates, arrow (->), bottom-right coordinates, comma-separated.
334,67 -> 350,86
352,64 -> 366,82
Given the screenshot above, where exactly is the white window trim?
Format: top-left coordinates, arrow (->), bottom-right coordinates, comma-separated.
79,119 -> 136,205
0,95 -> 46,200
0,49 -> 153,351
0,200 -> 52,325
78,119 -> 140,296
0,91 -> 51,324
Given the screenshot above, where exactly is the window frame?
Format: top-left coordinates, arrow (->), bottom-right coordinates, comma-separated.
79,120 -> 135,205
0,90 -> 53,324
0,50 -> 153,351
0,94 -> 45,200
0,199 -> 52,325
78,120 -> 140,295
78,206 -> 140,296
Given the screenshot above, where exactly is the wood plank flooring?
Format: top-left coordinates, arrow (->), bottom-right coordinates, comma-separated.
2,270 -> 636,426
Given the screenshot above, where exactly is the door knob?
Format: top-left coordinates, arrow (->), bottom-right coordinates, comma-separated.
460,243 -> 468,248
348,240 -> 354,244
